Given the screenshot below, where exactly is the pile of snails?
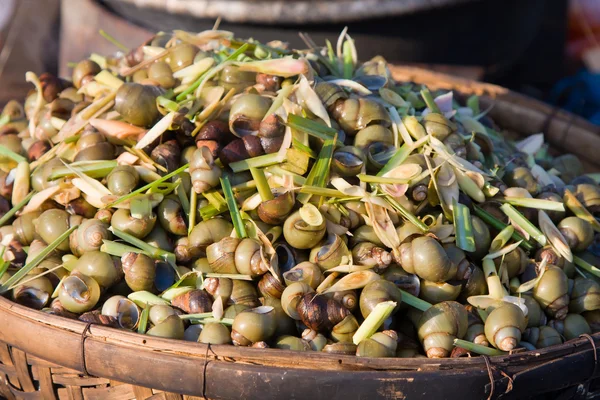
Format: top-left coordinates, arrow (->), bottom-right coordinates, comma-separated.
0,28 -> 599,359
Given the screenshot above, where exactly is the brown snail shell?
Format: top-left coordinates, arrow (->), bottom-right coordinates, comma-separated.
296,293 -> 350,333
171,289 -> 213,314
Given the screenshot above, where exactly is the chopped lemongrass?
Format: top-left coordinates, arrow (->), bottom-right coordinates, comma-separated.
51,275 -> 66,299
205,273 -> 254,281
399,289 -> 431,312
175,180 -> 190,217
200,204 -> 225,221
157,96 -> 180,112
101,240 -> 148,257
286,114 -> 341,143
421,88 -> 441,114
299,203 -> 323,227
49,160 -> 118,180
377,140 -> 420,177
0,190 -> 35,227
564,189 -> 600,232
292,139 -> 317,159
455,168 -> 485,203
229,152 -> 286,173
482,258 -> 506,299
137,305 -> 150,334
0,115 -> 9,129
358,174 -> 412,185
467,95 -> 480,115
454,339 -> 505,356
0,145 -> 26,163
184,316 -> 234,326
500,203 -> 546,246
483,241 -> 522,260
473,205 -> 534,251
179,312 -> 213,320
99,29 -> 129,52
323,271 -> 380,294
489,225 -> 515,252
202,190 -> 227,210
135,111 -> 176,150
502,197 -> 565,212
7,263 -> 66,291
0,225 -> 78,293
516,260 -> 547,293
384,194 -> 429,232
250,167 -> 274,201
130,198 -> 153,220
188,190 -> 198,235
538,210 -> 572,262
342,39 -> 354,79
161,286 -> 194,301
0,260 -> 8,282
128,291 -> 170,307
316,271 -> 339,294
574,255 -> 600,279
266,166 -> 307,186
298,186 -> 346,198
297,136 -> 336,204
106,163 -> 189,207
221,176 -> 247,239
352,300 -> 396,345
176,43 -> 248,101
236,57 -> 309,77
94,70 -> 124,89
110,227 -> 176,266
453,199 -> 476,253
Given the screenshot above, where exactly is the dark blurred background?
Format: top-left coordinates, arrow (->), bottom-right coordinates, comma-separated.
0,0 -> 598,122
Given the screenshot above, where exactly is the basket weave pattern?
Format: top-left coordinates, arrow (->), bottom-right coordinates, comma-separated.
0,344 -> 198,400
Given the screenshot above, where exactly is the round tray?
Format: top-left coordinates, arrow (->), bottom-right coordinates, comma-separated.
1,67 -> 600,400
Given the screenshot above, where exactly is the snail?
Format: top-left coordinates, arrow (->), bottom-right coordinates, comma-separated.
484,303 -> 526,351
417,301 -> 468,358
206,236 -> 269,277
533,266 -> 570,320
231,306 -> 277,346
356,330 -> 398,358
58,273 -> 101,314
399,236 -> 457,282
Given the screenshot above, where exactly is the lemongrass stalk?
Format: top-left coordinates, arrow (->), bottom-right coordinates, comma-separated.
12,162 -> 30,206
179,312 -> 213,320
473,205 -> 534,251
384,194 -> 429,232
359,174 -> 411,185
299,186 -> 347,198
106,163 -> 189,207
184,316 -> 234,325
128,291 -> 170,307
99,29 -> 129,52
421,88 -> 441,114
482,258 -> 506,299
205,273 -> 254,281
201,190 -> 227,210
398,289 -> 431,312
316,271 -> 339,294
110,227 -> 176,265
342,39 -> 354,79
229,152 -> 285,173
250,167 -> 274,201
0,145 -> 26,163
0,225 -> 78,293
49,160 -> 118,180
176,180 -> 190,217
221,176 -> 247,238
188,189 -> 198,236
453,199 -> 476,252
0,191 -> 35,227
489,225 -> 515,253
157,96 -> 180,112
467,95 -> 480,115
574,255 -> 600,279
101,240 -> 148,257
7,263 -> 65,291
0,260 -> 9,281
352,301 -> 396,345
266,166 -> 307,186
564,189 -> 600,232
292,138 -> 317,159
377,142 -> 415,177
477,308 -> 488,323
454,339 -> 505,356
482,181 -> 500,198
200,204 -> 223,221
455,168 -> 485,203
297,136 -> 336,204
503,197 -> 565,212
50,276 -> 66,298
161,286 -> 194,301
286,114 -> 341,143
94,70 -> 123,89
137,305 -> 150,334
500,203 -> 546,246
264,84 -> 294,119
176,44 -> 248,101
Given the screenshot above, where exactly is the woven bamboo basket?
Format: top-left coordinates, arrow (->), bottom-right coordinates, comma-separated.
0,64 -> 600,400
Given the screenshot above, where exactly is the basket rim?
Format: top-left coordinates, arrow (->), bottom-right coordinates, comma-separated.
0,295 -> 597,370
